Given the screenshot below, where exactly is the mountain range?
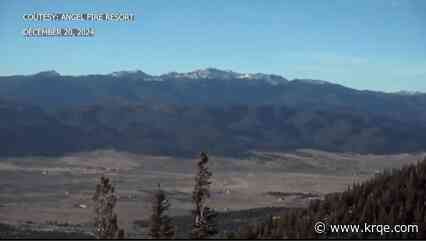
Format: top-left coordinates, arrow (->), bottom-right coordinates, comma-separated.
1,68 -> 426,157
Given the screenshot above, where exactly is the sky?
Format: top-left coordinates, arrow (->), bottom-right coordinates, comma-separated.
0,0 -> 425,92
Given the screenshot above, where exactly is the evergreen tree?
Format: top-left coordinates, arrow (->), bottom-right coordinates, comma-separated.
191,152 -> 218,239
149,184 -> 175,239
92,176 -> 125,239
238,158 -> 426,239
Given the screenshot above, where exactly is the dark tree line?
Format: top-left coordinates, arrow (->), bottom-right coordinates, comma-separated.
233,158 -> 426,239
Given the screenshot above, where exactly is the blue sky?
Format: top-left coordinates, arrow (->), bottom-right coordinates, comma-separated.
1,0 -> 425,92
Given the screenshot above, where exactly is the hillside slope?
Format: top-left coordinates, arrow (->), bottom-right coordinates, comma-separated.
239,158 -> 426,239
2,100 -> 426,157
1,69 -> 426,123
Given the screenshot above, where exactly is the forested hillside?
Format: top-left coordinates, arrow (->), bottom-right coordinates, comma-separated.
2,99 -> 426,157
2,70 -> 426,157
236,158 -> 426,239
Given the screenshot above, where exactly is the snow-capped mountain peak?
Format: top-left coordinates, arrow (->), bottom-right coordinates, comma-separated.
161,68 -> 288,85
110,70 -> 149,78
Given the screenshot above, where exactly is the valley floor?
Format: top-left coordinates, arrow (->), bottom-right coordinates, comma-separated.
0,149 -> 424,238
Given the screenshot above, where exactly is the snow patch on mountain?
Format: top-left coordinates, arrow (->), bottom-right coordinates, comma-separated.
161,68 -> 288,85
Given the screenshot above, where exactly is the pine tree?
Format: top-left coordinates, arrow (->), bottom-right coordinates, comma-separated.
92,175 -> 125,239
191,152 -> 218,239
149,184 -> 175,239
